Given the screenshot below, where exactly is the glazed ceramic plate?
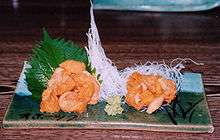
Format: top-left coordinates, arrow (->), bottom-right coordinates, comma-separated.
3,63 -> 214,133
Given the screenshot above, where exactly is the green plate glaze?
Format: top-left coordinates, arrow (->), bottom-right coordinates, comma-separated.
3,66 -> 214,133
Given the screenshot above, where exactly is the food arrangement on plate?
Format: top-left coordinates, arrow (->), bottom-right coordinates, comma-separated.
3,3 -> 214,133
25,29 -> 179,116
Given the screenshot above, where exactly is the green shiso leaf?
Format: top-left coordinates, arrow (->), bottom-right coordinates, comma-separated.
25,29 -> 89,101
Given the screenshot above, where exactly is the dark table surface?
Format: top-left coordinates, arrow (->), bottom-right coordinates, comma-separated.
0,0 -> 220,139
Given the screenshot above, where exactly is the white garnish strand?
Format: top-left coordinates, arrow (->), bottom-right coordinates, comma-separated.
86,2 -> 124,100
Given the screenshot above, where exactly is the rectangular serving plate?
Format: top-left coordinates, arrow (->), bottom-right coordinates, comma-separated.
3,63 -> 214,133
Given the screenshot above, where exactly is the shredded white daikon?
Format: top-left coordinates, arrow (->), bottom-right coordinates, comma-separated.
86,2 -> 124,100
86,2 -> 204,101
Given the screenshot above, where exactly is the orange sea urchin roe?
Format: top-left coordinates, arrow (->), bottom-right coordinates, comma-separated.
125,72 -> 176,111
48,67 -> 76,96
159,78 -> 176,103
58,72 -> 100,113
74,71 -> 100,105
40,60 -> 100,113
58,91 -> 87,113
40,88 -> 60,113
59,60 -> 86,74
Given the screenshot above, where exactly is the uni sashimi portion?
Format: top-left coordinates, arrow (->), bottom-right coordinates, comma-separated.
125,72 -> 176,114
25,28 -> 101,114
40,60 -> 100,113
